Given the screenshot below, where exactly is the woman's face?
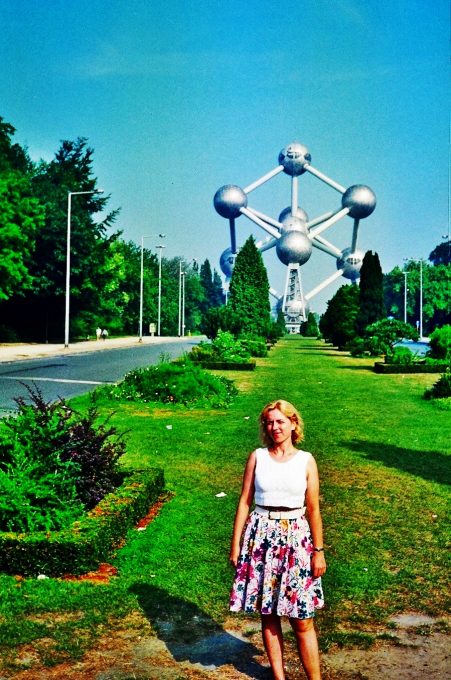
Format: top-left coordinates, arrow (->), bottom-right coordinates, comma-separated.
264,408 -> 294,445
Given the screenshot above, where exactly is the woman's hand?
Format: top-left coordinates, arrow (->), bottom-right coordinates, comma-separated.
312,551 -> 326,579
229,545 -> 240,568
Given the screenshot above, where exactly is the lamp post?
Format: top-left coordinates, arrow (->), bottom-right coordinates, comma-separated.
139,235 -> 151,342
403,271 -> 409,323
139,234 -> 166,342
404,258 -> 423,339
182,270 -> 186,336
419,259 -> 423,339
65,189 -> 103,348
156,239 -> 166,335
178,262 -> 185,336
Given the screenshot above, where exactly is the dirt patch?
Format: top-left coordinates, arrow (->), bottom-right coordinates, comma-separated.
2,612 -> 449,679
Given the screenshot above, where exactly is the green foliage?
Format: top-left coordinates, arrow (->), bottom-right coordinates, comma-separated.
228,236 -> 271,337
356,250 -> 386,336
107,358 -> 238,408
365,318 -> 418,355
0,172 -> 45,301
424,370 -> 451,400
319,284 -> 360,348
239,333 -> 268,357
429,241 -> 451,266
384,261 -> 451,334
427,325 -> 451,361
0,468 -> 164,576
347,337 -> 367,357
0,448 -> 84,533
385,346 -> 415,365
190,330 -> 251,364
0,386 -> 126,532
301,312 -> 320,337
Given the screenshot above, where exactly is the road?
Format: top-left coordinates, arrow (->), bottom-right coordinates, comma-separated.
0,338 -> 201,416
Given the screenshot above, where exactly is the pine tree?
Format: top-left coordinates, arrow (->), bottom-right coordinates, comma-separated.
228,236 -> 270,337
356,251 -> 386,336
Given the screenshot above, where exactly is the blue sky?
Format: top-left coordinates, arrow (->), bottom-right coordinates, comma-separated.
1,0 -> 449,313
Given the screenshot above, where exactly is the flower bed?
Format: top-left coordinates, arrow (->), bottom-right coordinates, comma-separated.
0,467 -> 164,576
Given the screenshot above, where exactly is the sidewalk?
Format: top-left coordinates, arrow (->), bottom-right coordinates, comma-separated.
0,335 -> 197,363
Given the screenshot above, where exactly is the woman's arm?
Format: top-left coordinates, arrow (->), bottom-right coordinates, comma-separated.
229,450 -> 257,567
305,455 -> 327,579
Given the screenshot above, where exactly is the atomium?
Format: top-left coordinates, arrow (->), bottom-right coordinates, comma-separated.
214,141 -> 376,331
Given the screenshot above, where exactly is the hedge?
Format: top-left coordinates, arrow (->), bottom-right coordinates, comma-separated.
373,362 -> 449,374
0,467 -> 164,577
197,360 -> 256,371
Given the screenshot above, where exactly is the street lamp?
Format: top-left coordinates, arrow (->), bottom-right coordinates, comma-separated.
156,239 -> 166,335
139,234 -> 166,342
178,262 -> 185,337
403,271 -> 409,323
65,189 -> 103,348
404,258 -> 423,339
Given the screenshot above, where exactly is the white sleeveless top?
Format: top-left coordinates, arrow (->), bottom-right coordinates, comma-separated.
254,447 -> 311,508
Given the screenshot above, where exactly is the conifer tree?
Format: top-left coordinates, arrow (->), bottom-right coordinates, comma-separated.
356,250 -> 386,336
228,236 -> 270,337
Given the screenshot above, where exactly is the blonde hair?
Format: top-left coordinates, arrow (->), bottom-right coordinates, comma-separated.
259,399 -> 304,447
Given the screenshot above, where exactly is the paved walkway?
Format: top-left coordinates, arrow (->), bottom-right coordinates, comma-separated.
0,335 -> 196,363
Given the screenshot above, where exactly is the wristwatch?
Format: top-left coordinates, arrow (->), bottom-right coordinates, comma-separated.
313,547 -> 324,553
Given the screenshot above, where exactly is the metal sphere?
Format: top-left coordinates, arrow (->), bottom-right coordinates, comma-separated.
280,215 -> 308,234
276,230 -> 312,266
214,184 -> 247,218
278,142 -> 311,176
219,247 -> 236,278
278,206 -> 309,223
342,184 -> 376,219
337,247 -> 364,281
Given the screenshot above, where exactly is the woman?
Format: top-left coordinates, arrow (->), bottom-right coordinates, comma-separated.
229,399 -> 326,680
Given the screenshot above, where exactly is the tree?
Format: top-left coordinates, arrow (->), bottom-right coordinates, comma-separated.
0,117 -> 31,174
429,241 -> 451,266
199,259 -> 224,315
385,260 -> 451,334
301,312 -> 320,337
0,173 -> 44,303
319,284 -> 360,348
356,250 -> 386,336
2,137 -> 120,341
365,318 -> 418,355
228,237 -> 271,337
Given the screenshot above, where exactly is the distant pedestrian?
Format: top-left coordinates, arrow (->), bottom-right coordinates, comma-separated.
101,329 -> 108,340
96,327 -> 102,341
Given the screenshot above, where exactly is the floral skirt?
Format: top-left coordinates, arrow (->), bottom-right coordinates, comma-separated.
229,511 -> 324,619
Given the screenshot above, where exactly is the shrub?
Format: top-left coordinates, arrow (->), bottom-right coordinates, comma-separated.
0,386 -> 126,532
385,346 -> 415,365
0,467 -> 164,576
365,319 -> 418,355
424,370 -> 451,400
427,325 -> 451,361
107,359 -> 238,408
239,334 -> 268,358
190,331 -> 253,363
347,337 -> 367,357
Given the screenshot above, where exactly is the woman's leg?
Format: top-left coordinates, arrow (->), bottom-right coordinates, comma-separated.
261,613 -> 285,680
289,617 -> 321,680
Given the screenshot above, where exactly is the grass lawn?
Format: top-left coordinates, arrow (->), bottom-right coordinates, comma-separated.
0,337 -> 449,671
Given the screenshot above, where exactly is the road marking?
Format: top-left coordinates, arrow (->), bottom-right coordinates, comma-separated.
0,376 -> 115,385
